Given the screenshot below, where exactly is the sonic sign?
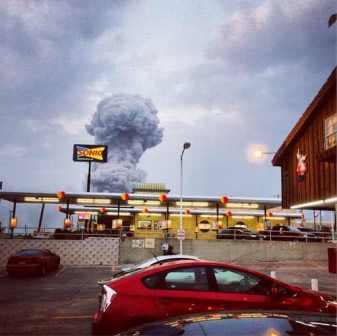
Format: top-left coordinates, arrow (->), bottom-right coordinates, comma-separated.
73,144 -> 108,162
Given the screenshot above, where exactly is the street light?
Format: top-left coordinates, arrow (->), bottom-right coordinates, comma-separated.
246,144 -> 275,163
179,142 -> 191,254
254,150 -> 275,160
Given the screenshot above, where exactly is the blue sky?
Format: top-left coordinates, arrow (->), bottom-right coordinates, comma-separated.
0,0 -> 336,227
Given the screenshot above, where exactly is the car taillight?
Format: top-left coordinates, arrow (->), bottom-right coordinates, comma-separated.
8,257 -> 18,264
100,285 -> 116,313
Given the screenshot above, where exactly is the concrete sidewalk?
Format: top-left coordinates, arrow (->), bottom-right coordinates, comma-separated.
238,260 -> 337,295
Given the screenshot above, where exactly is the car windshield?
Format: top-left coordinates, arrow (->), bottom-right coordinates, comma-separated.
288,227 -> 302,233
16,249 -> 45,256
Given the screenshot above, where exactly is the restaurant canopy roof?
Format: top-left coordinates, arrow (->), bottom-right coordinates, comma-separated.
59,206 -> 302,219
0,191 -> 282,210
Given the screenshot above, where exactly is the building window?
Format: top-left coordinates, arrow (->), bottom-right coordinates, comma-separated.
324,114 -> 337,150
137,220 -> 152,230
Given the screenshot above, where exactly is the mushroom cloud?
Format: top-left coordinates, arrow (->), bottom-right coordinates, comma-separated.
86,94 -> 163,192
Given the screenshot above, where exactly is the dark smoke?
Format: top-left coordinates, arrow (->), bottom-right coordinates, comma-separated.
86,94 -> 163,192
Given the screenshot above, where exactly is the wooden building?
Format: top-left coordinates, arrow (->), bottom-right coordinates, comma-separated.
273,67 -> 336,211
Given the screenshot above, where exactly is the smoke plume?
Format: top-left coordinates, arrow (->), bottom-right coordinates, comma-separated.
86,94 -> 163,192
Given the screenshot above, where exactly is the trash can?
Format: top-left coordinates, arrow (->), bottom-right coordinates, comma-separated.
328,247 -> 337,273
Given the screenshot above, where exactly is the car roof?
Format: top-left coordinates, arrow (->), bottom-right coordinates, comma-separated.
136,255 -> 200,268
121,310 -> 337,336
150,255 -> 199,262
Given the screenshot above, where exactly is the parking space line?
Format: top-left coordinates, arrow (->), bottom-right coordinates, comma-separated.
52,315 -> 92,320
55,266 -> 65,277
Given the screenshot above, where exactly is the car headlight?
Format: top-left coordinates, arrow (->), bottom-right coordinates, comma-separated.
100,285 -> 116,313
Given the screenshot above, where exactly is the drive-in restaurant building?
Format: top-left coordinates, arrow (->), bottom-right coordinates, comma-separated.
0,183 -> 301,240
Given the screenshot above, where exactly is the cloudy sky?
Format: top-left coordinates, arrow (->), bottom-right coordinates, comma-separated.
0,0 -> 336,226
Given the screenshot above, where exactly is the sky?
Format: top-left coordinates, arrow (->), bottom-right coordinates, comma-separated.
0,0 -> 336,228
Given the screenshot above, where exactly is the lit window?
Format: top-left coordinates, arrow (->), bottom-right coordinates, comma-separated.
137,220 -> 152,230
324,114 -> 337,150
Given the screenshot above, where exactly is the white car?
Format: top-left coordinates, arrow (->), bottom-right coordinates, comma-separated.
97,255 -> 200,295
121,254 -> 200,273
97,254 -> 200,286
102,255 -> 200,282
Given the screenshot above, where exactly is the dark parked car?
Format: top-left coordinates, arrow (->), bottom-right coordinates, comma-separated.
6,249 -> 60,276
259,225 -> 320,242
92,260 -> 337,335
217,228 -> 261,240
117,310 -> 337,336
297,227 -> 332,242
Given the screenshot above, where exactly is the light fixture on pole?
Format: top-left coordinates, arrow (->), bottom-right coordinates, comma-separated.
254,150 -> 276,160
179,142 -> 191,254
246,144 -> 275,164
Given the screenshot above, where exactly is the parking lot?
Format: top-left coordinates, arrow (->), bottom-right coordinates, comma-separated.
0,266 -> 111,336
0,261 -> 336,336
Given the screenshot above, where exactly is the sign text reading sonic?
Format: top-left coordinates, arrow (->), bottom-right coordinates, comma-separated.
73,144 -> 108,162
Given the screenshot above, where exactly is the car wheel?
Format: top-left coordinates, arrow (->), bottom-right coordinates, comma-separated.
40,265 -> 47,276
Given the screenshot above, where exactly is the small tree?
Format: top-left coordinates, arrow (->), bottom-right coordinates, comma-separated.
328,13 -> 336,27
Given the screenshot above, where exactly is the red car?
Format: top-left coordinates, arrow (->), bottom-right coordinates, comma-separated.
6,248 -> 60,276
92,260 -> 337,335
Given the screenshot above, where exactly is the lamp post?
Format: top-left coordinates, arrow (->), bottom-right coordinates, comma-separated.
179,142 -> 191,255
329,13 -> 337,240
250,149 -> 276,229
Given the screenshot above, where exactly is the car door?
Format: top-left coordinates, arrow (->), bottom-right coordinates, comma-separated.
205,267 -> 276,310
148,266 -> 212,319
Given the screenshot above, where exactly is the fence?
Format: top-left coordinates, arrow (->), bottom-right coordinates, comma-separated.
216,228 -> 333,242
119,238 -> 334,265
0,237 -> 120,267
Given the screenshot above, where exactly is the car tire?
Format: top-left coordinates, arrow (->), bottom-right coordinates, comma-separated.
40,265 -> 47,276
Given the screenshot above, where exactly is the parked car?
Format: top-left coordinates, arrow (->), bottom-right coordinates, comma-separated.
117,310 -> 337,336
32,231 -> 53,239
110,255 -> 200,279
217,228 -> 261,240
92,260 -> 337,335
259,225 -> 320,242
6,249 -> 60,276
297,227 -> 333,242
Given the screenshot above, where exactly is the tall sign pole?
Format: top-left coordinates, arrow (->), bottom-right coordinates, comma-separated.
87,161 -> 92,192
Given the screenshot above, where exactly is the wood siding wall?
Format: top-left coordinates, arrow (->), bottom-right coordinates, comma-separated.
281,88 -> 336,208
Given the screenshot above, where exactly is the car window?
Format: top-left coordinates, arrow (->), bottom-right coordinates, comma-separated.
212,267 -> 272,295
16,249 -> 45,256
143,267 -> 209,291
288,227 -> 302,233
